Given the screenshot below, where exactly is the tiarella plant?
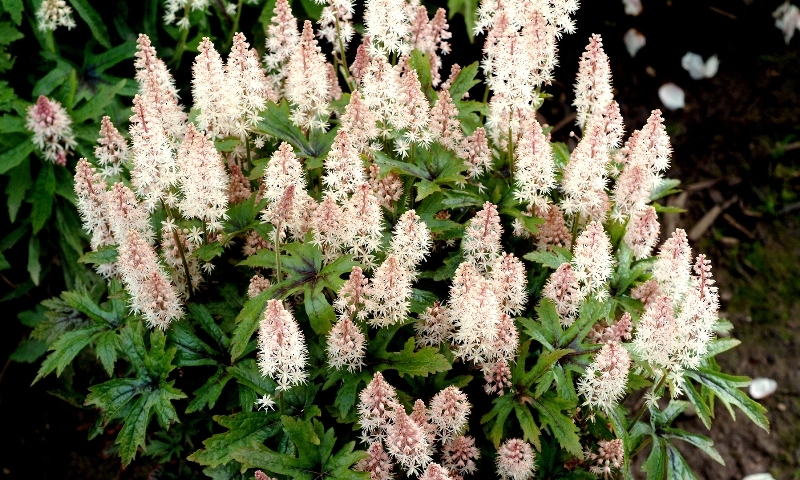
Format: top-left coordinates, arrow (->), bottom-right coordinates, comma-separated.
27,0 -> 768,478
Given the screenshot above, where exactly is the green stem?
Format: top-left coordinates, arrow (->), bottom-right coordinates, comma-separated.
278,391 -> 286,415
479,81 -> 490,123
571,213 -> 581,249
170,5 -> 192,67
245,137 -> 252,171
508,126 -> 514,182
162,200 -> 194,298
230,0 -> 244,39
627,374 -> 669,434
274,222 -> 282,282
333,15 -> 354,91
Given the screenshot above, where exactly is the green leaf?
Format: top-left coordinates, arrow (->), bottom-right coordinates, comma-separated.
1,0 -> 23,25
521,348 -> 573,388
189,303 -> 230,352
409,288 -> 438,314
62,290 -> 117,325
9,339 -> 47,363
186,368 -> 233,413
530,393 -> 582,457
447,0 -> 477,41
649,178 -> 681,202
94,329 -> 119,376
681,378 -> 712,430
71,80 -> 126,123
231,443 -> 311,479
514,404 -> 542,450
409,50 -> 435,103
30,163 -> 55,234
168,320 -> 220,367
448,62 -> 479,100
416,179 -> 441,201
78,245 -> 118,265
664,442 -> 699,480
27,236 -> 41,286
304,283 -> 336,335
33,325 -> 105,383
643,437 -> 667,479
193,242 -> 224,262
378,338 -> 451,378
0,139 -> 33,175
373,150 -> 431,180
662,428 -> 724,465
255,101 -> 313,157
230,288 -> 272,362
5,157 -> 30,222
86,325 -> 186,466
686,368 -> 769,432
523,250 -> 569,269
481,395 -> 513,446
703,338 -> 741,358
67,0 -> 111,48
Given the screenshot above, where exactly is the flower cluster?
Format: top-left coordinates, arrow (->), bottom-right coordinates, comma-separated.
26,95 -> 76,166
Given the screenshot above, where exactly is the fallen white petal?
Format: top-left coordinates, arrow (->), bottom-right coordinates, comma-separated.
749,377 -> 777,399
623,0 -> 642,16
658,83 -> 685,110
742,474 -> 776,480
682,52 -> 706,80
624,29 -> 646,57
704,54 -> 720,78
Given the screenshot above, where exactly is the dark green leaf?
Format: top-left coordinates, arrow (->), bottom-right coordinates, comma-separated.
5,157 -> 30,221
686,368 -> 769,432
649,179 -> 681,202
189,303 -> 230,352
448,61 -> 479,101
186,368 -> 233,413
33,325 -> 104,382
521,348 -> 573,388
662,428 -> 724,464
416,179 -> 441,201
71,80 -> 126,123
27,236 -> 41,286
78,245 -> 118,265
167,320 -> 220,367
378,338 -> 451,378
531,393 -> 582,457
514,404 -> 542,450
304,283 -> 335,335
1,0 -> 23,24
0,139 -> 33,175
9,339 -> 47,363
67,0 -> 112,48
30,163 -> 55,234
373,150 -> 431,180
230,288 -> 272,361
94,329 -> 119,376
681,378 -> 712,430
523,250 -> 569,269
255,101 -> 313,157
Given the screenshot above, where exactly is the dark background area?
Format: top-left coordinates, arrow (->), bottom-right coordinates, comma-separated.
2,0 -> 799,478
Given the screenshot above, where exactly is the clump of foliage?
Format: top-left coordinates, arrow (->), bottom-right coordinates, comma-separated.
15,0 -> 769,478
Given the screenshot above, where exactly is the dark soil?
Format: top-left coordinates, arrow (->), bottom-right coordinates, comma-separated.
2,0 -> 800,478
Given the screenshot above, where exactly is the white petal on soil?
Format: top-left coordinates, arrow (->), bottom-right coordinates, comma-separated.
704,55 -> 720,78
658,83 -> 685,110
623,0 -> 642,16
748,377 -> 777,399
682,52 -> 720,80
624,29 -> 646,57
681,52 -> 706,80
742,474 -> 777,480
